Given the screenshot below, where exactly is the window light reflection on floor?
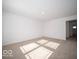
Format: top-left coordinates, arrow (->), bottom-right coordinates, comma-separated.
25,47 -> 53,59
36,39 -> 48,44
20,39 -> 60,59
20,43 -> 39,54
45,42 -> 60,49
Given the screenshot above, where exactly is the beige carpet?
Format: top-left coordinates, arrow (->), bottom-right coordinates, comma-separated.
2,37 -> 77,59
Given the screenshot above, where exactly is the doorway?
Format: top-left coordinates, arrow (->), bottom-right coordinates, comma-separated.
66,20 -> 77,39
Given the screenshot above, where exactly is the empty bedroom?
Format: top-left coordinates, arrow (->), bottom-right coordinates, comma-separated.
2,0 -> 77,59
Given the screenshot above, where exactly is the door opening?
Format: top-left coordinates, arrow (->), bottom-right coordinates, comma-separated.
66,20 -> 77,39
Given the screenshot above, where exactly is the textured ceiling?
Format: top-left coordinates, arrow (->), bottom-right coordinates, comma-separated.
3,0 -> 77,21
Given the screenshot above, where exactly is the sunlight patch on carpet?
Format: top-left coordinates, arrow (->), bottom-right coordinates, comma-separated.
25,47 -> 53,59
45,42 -> 60,49
36,39 -> 48,44
20,46 -> 26,54
20,43 -> 39,53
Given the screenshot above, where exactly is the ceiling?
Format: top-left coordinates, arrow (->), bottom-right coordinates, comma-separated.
3,0 -> 77,21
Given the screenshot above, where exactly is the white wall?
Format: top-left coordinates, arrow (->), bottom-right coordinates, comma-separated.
2,11 -> 77,45
2,12 -> 43,45
44,15 -> 77,40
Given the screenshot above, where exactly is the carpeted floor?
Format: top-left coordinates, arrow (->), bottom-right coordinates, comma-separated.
2,37 -> 77,59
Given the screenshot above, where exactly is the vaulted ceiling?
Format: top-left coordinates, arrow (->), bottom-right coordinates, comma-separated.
3,0 -> 77,21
